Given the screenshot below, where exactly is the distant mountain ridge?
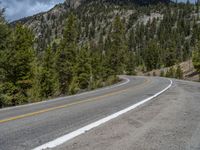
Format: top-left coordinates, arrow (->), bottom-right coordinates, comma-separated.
11,0 -> 173,52
13,0 -> 171,24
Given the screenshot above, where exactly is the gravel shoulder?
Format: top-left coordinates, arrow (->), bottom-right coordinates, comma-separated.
56,79 -> 200,150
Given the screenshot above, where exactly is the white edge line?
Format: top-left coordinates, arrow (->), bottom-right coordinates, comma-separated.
0,76 -> 130,112
33,79 -> 173,150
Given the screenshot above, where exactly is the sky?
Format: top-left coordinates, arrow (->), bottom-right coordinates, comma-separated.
0,0 -> 65,21
0,0 -> 197,22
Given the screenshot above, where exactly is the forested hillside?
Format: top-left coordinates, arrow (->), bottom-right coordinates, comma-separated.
1,0 -> 200,107
0,10 -> 119,108
15,0 -> 200,70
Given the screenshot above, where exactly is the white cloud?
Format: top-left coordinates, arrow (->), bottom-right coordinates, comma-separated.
0,0 -> 64,21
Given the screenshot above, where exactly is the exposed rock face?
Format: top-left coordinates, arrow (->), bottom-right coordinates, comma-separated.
65,0 -> 85,8
11,0 -> 86,51
13,0 -> 85,37
11,0 -> 171,51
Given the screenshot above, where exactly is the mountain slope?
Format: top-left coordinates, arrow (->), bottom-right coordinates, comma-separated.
13,0 -> 172,51
12,0 -> 200,73
1,0 -> 200,108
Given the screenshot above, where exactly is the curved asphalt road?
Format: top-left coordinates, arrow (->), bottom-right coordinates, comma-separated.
0,76 -> 171,150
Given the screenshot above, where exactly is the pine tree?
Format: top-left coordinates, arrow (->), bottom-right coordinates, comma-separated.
0,24 -> 34,106
31,46 -> 57,100
0,9 -> 10,80
165,44 -> 177,67
128,29 -> 135,52
192,42 -> 200,80
90,51 -> 106,89
126,51 -> 136,75
144,40 -> 160,71
55,13 -> 78,94
107,15 -> 127,75
175,65 -> 183,79
98,32 -> 104,51
0,9 -> 12,107
166,67 -> 175,78
73,45 -> 91,90
0,9 -> 10,52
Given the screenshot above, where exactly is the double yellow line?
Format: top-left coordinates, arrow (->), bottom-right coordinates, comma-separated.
0,78 -> 150,124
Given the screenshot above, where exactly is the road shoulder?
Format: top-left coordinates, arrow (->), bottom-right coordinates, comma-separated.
55,80 -> 200,150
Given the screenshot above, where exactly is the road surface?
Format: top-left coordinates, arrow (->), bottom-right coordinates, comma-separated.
0,76 -> 199,150
55,78 -> 200,150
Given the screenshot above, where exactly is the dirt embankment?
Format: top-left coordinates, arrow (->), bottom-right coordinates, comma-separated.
138,60 -> 199,82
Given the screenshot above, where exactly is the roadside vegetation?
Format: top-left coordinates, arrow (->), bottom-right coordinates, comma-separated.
30,0 -> 200,80
0,10 -> 133,108
192,42 -> 200,80
1,1 -> 200,107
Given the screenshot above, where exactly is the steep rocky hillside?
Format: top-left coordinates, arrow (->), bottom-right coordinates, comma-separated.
1,0 -> 200,107
13,0 -> 171,51
141,60 -> 199,81
12,0 -> 200,73
13,0 -> 85,51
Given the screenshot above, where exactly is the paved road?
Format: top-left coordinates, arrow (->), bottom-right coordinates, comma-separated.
0,76 -> 172,150
56,78 -> 200,150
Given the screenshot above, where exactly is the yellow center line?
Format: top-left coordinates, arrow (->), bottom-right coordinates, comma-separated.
0,78 -> 150,124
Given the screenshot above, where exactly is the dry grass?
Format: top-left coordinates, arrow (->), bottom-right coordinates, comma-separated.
139,60 -> 199,82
